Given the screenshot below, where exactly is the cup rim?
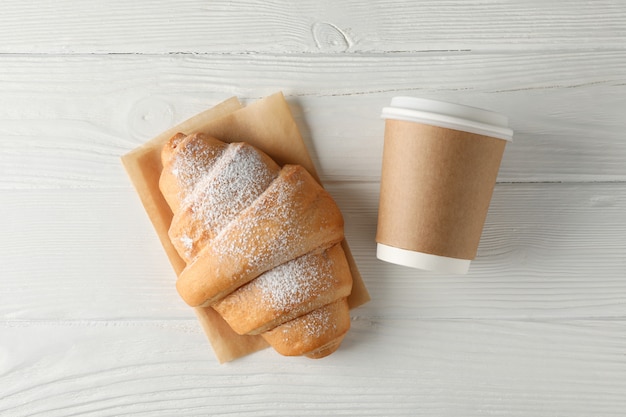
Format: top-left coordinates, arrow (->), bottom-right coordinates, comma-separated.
381,96 -> 514,142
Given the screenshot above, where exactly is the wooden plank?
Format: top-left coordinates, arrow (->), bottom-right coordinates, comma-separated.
1,183 -> 624,321
1,318 -> 625,416
0,53 -> 625,186
0,0 -> 624,53
340,182 -> 626,320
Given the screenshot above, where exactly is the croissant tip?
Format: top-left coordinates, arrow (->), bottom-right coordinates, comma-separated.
303,334 -> 347,359
169,132 -> 189,149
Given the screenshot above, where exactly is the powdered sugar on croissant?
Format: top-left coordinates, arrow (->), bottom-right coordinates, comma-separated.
159,132 -> 353,358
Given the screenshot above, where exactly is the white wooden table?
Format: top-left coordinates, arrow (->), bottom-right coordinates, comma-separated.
2,1 -> 625,416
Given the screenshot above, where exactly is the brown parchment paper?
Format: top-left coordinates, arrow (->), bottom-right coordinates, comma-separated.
122,92 -> 369,363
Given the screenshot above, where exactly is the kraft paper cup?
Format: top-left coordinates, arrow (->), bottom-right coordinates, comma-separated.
376,97 -> 513,274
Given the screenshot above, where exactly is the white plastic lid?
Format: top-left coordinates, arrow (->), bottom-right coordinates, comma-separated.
377,243 -> 471,274
381,96 -> 513,141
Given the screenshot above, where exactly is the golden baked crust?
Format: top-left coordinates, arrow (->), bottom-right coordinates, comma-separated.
158,132 -> 353,358
213,243 -> 352,335
261,298 -> 351,358
159,132 -> 228,214
175,163 -> 345,307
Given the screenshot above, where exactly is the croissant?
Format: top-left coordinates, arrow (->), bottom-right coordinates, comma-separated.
159,132 -> 353,358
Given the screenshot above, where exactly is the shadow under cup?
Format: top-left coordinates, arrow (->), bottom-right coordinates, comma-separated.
376,97 -> 514,274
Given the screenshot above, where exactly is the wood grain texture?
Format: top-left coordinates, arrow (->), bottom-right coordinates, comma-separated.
1,1 -> 625,415
0,0 -> 624,53
1,319 -> 625,416
2,183 -> 624,321
1,53 -> 625,186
